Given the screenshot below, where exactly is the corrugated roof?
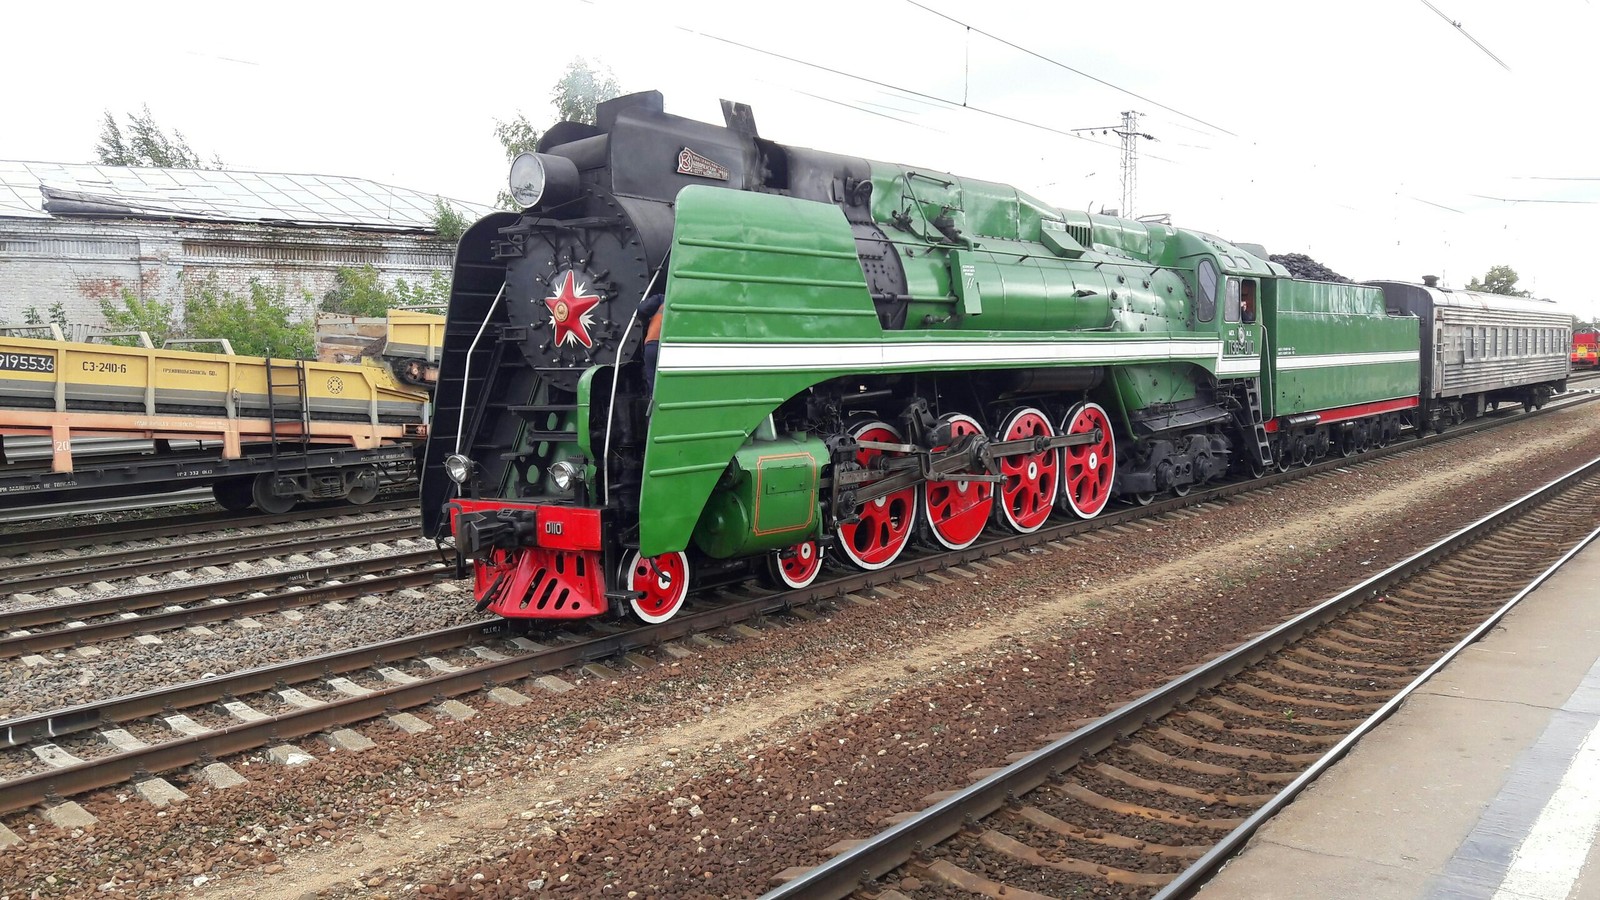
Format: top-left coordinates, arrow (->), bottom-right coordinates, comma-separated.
0,160 -> 493,231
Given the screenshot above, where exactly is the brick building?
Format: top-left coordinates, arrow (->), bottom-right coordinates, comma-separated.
0,161 -> 490,333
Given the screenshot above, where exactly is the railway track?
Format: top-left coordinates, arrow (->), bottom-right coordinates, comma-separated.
1,396 -> 1594,822
0,511 -> 420,596
760,458 -> 1600,900
0,498 -> 414,558
0,547 -> 444,659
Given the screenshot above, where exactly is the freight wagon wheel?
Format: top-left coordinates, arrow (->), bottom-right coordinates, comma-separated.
623,550 -> 690,624
766,539 -> 824,590
994,407 -> 1059,533
212,477 -> 254,512
837,421 -> 918,570
922,414 -> 994,550
251,473 -> 296,515
344,467 -> 380,505
1057,402 -> 1115,519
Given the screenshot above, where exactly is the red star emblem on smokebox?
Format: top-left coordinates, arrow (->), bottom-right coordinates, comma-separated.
543,271 -> 602,349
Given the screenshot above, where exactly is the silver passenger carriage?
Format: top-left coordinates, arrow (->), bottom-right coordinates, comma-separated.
1370,278 -> 1571,429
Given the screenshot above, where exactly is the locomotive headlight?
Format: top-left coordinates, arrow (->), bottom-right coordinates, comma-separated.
444,453 -> 475,485
508,152 -> 547,209
508,151 -> 581,211
549,459 -> 580,492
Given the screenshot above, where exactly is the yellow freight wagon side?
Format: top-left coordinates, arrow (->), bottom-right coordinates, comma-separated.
385,310 -> 445,362
0,335 -> 428,474
384,310 -> 445,389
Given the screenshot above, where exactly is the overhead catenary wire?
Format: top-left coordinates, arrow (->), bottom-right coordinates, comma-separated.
673,24 -> 1171,161
902,0 -> 1238,138
1418,0 -> 1511,71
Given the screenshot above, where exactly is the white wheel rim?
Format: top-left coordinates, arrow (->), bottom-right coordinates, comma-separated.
624,551 -> 689,624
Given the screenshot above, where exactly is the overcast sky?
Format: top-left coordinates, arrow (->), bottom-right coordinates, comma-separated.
4,0 -> 1596,320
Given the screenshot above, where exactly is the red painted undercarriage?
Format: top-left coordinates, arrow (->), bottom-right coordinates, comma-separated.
449,499 -> 607,619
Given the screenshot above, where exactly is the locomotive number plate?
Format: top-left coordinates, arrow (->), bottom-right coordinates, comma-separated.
0,352 -> 54,373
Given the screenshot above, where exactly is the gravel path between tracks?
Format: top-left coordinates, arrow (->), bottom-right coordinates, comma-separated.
3,407 -> 1598,899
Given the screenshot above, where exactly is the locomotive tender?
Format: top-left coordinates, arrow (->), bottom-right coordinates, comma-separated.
421,90 -> 1563,625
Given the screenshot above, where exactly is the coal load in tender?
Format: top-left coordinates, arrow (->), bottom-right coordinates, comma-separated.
1270,253 -> 1351,283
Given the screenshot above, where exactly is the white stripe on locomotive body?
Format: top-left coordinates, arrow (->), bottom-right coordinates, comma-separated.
656,340 -> 1226,373
1276,351 -> 1419,370
657,341 -> 1420,377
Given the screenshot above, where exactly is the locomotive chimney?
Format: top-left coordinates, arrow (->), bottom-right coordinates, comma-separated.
1421,275 -> 1439,287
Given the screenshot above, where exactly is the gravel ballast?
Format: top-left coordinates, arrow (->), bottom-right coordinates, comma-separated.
1,406 -> 1596,899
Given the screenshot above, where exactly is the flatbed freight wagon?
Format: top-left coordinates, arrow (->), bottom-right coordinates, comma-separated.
0,333 -> 429,512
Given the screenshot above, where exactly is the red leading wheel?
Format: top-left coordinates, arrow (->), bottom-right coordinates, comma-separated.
767,538 -> 823,589
922,413 -> 994,550
1058,402 -> 1115,519
837,421 -> 918,570
623,550 -> 690,624
995,407 -> 1059,533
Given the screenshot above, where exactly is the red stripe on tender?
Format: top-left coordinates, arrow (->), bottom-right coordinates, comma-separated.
1264,396 -> 1419,433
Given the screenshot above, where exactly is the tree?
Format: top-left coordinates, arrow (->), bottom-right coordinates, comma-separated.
98,290 -> 179,346
184,278 -> 314,358
430,197 -> 469,242
550,59 -> 623,126
322,265 -> 451,318
493,59 -> 622,206
95,105 -> 223,169
1465,265 -> 1531,297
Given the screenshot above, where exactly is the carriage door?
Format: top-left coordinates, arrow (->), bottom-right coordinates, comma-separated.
1433,321 -> 1446,393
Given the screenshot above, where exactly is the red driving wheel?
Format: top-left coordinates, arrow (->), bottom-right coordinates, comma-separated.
922,413 -> 993,550
1059,402 -> 1115,519
995,407 -> 1059,533
837,421 -> 918,570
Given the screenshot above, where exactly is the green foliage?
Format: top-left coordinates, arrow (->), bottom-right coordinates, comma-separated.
322,266 -> 450,318
95,105 -> 223,169
493,113 -> 542,163
493,59 -> 622,207
1465,264 -> 1531,297
184,278 -> 313,358
392,270 -> 452,310
430,197 -> 469,243
321,266 -> 394,318
22,301 -> 67,328
551,59 -> 622,126
98,290 -> 179,345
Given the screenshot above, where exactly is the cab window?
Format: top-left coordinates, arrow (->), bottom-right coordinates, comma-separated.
1195,259 -> 1218,323
1224,277 -> 1241,323
1240,279 -> 1257,323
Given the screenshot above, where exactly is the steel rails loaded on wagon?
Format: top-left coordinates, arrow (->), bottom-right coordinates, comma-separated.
0,332 -> 429,512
